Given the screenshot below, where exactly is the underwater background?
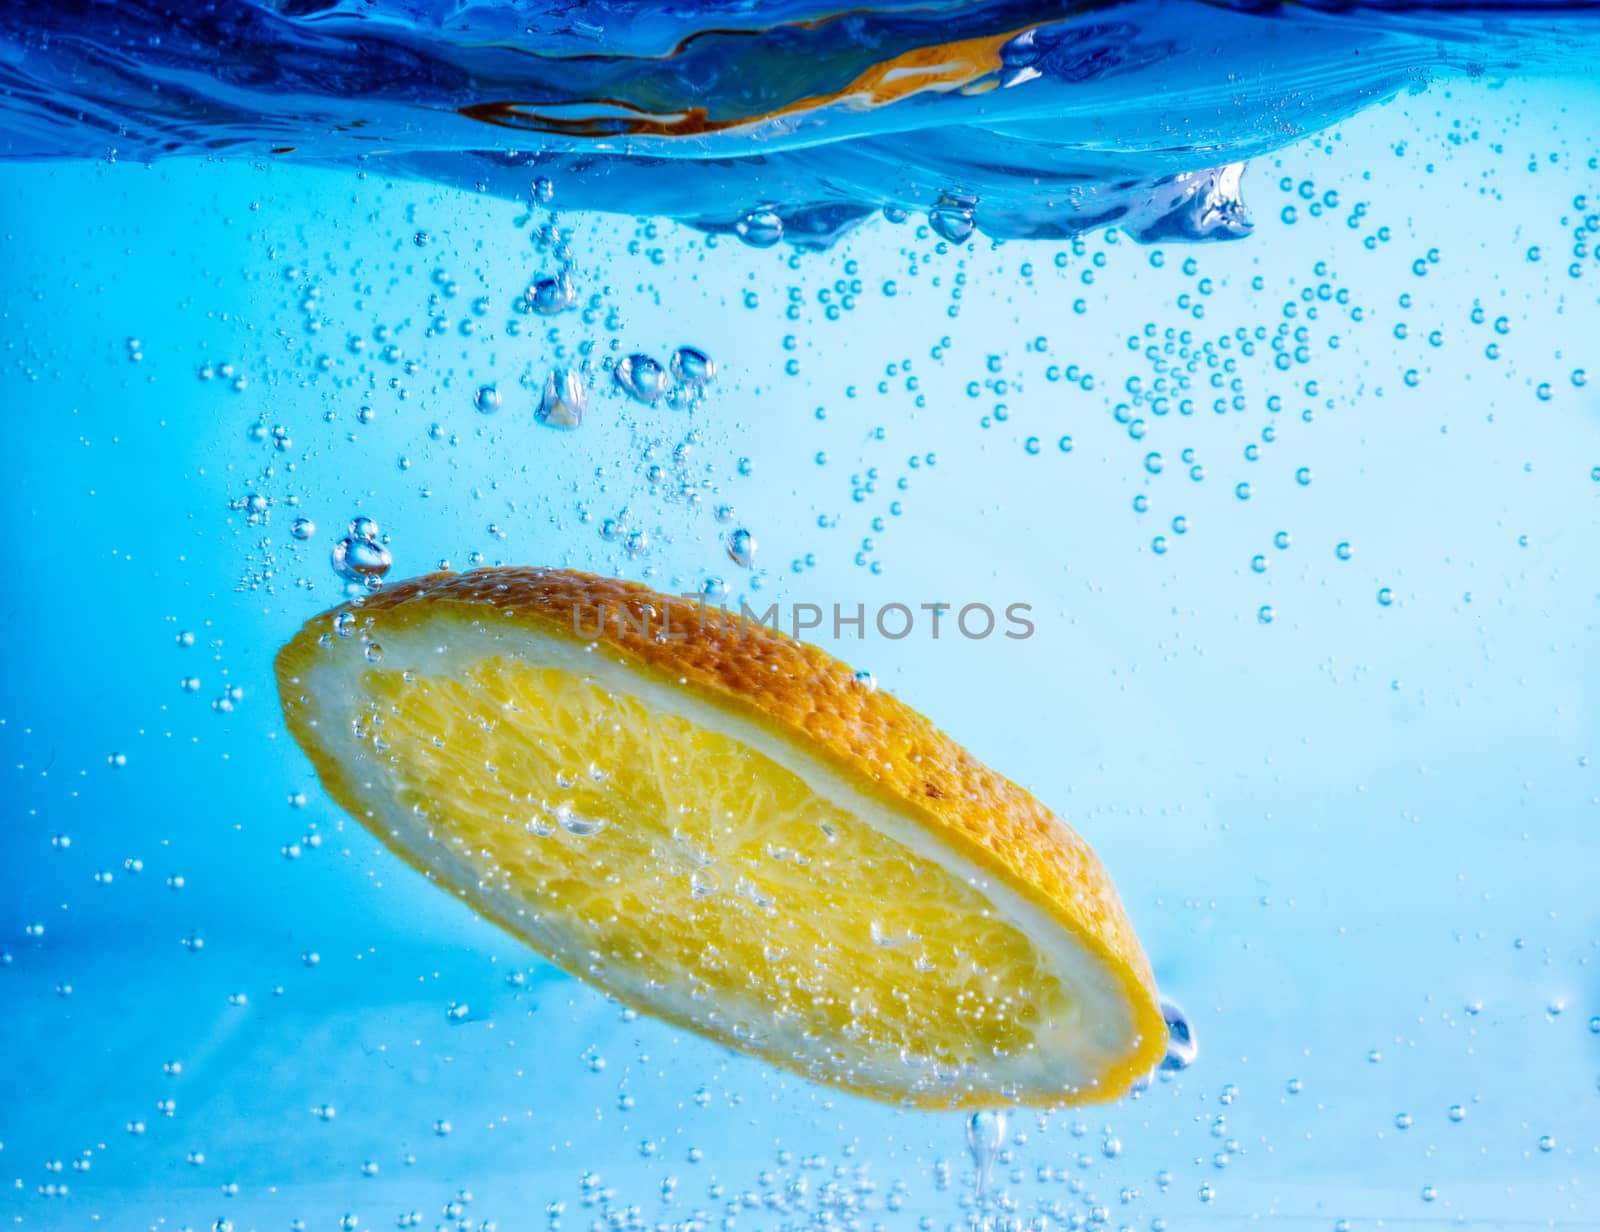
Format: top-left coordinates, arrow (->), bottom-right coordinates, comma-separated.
2,2 -> 1599,1228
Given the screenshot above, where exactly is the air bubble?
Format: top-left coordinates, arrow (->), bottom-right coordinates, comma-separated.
929,197 -> 976,245
670,346 -> 717,386
1160,999 -> 1197,1069
538,368 -> 588,429
526,271 -> 577,315
735,209 -> 784,248
331,537 -> 392,588
965,1109 -> 1005,1198
614,354 -> 669,405
727,529 -> 758,568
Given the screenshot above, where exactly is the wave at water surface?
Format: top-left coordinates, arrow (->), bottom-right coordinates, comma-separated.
2,1 -> 1597,245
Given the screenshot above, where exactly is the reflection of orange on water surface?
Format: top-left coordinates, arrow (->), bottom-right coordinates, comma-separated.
458,26 -> 1026,139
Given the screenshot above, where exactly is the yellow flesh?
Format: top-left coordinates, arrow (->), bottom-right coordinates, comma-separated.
357,657 -> 1066,1090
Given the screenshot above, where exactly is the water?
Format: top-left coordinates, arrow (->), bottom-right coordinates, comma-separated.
3,1 -> 1599,1228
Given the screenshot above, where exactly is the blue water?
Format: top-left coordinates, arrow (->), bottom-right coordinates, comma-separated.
6,1 -> 1600,242
3,2 -> 1599,1229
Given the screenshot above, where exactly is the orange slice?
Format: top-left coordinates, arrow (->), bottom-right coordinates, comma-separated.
275,567 -> 1164,1108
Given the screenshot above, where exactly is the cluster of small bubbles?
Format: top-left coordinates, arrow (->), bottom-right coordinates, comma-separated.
231,491 -> 270,525
211,682 -> 243,717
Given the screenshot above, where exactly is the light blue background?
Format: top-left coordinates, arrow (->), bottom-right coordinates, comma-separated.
2,77 -> 1597,1229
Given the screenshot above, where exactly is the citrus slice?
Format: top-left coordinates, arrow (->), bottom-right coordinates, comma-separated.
275,567 -> 1164,1108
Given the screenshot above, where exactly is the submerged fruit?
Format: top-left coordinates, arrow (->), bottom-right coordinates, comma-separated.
275,567 -> 1163,1108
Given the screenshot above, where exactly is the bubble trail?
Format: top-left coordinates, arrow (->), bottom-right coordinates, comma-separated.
965,1108 -> 1009,1214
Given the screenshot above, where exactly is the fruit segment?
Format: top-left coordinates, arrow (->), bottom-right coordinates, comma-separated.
276,567 -> 1165,1108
